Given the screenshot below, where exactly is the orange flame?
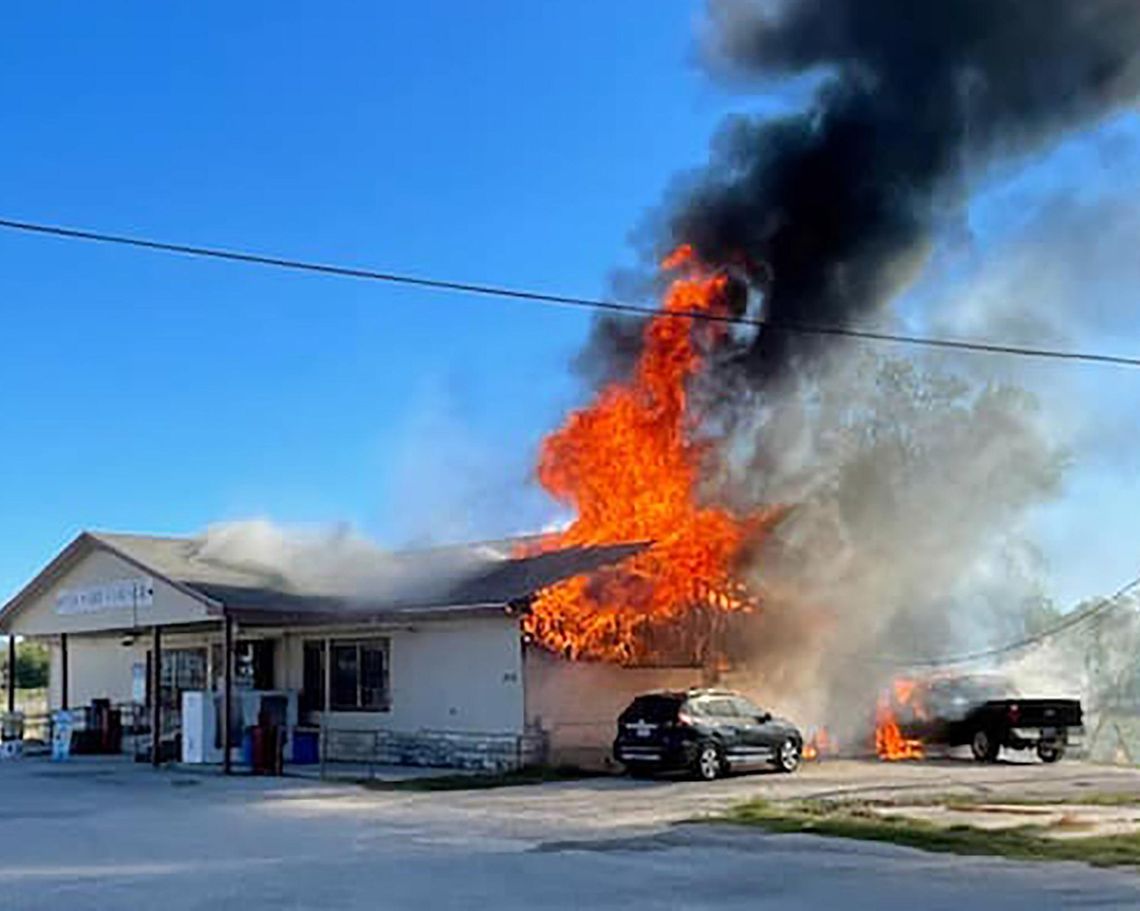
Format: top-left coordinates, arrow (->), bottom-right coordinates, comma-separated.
522,246 -> 780,664
803,727 -> 835,761
875,679 -> 925,761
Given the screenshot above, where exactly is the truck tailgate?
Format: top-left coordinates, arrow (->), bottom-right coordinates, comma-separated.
990,699 -> 1082,728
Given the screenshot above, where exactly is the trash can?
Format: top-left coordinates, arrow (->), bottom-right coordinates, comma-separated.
250,724 -> 283,775
241,729 -> 254,767
291,729 -> 319,765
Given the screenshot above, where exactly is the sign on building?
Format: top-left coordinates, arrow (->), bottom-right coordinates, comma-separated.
55,578 -> 154,615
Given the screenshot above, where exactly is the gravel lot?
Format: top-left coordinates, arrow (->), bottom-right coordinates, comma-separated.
2,756 -> 1138,910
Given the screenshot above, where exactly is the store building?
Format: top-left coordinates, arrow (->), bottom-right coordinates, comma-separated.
0,530 -> 673,771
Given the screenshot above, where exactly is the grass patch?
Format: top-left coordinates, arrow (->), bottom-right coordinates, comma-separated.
360,766 -> 608,792
720,799 -> 1140,868
941,792 -> 1140,811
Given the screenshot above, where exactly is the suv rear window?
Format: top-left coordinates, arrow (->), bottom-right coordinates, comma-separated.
621,695 -> 683,723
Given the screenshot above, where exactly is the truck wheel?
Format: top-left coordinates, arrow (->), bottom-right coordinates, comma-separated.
774,737 -> 801,773
693,742 -> 724,781
1037,743 -> 1064,763
971,729 -> 1000,763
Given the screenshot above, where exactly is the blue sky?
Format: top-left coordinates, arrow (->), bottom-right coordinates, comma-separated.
1,2 -> 1137,607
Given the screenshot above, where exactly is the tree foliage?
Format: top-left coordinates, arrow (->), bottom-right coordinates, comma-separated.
1,639 -> 49,689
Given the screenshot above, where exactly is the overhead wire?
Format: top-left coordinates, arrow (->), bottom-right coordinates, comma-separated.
2,216 -> 1140,369
876,570 -> 1140,669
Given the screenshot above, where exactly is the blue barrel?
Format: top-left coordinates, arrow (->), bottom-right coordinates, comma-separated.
292,729 -> 319,764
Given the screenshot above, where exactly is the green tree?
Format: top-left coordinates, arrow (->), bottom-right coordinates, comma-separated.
2,640 -> 49,689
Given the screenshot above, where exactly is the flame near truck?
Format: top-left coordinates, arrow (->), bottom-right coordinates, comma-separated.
876,674 -> 1084,763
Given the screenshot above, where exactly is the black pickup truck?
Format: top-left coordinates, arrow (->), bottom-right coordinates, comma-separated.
893,674 -> 1084,763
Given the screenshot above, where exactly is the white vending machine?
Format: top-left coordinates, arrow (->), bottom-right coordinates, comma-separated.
181,691 -> 222,764
181,690 -> 299,764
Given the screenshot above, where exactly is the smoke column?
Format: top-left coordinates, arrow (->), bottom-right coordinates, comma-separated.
669,0 -> 1140,376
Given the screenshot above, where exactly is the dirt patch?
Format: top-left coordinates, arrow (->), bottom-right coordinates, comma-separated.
876,803 -> 1140,840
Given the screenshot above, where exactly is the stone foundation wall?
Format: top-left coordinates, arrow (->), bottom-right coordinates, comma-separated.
323,728 -> 547,772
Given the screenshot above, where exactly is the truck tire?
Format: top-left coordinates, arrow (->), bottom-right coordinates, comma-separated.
970,728 -> 1000,763
1037,743 -> 1064,763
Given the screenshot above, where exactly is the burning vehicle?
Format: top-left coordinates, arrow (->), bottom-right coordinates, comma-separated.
876,674 -> 1084,763
613,688 -> 803,780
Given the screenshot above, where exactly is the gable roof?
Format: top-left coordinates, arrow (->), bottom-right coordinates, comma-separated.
0,530 -> 646,630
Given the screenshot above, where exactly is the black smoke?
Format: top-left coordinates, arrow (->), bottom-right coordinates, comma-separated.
655,0 -> 1140,377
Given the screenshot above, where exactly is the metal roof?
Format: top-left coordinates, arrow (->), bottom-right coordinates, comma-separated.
1,530 -> 647,628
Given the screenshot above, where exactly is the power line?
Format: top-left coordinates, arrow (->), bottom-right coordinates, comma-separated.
2,215 -> 1140,369
880,571 -> 1140,669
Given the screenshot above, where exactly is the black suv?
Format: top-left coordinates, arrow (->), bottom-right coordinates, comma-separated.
613,689 -> 803,780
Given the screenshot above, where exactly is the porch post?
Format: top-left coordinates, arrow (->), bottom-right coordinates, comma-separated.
323,638 -> 331,714
59,633 -> 69,711
6,636 -> 15,714
322,637 -> 331,765
222,614 -> 234,775
151,625 -> 162,767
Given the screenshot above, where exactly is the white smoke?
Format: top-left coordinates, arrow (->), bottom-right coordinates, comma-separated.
194,518 -> 511,606
711,133 -> 1140,740
709,345 -> 1066,741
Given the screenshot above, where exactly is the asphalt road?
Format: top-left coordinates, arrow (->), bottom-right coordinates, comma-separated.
2,756 -> 1139,910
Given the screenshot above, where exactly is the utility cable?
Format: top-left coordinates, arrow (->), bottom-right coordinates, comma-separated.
879,571 -> 1140,669
2,216 -> 1140,369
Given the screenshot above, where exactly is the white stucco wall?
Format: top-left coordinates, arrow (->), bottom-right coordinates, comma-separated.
7,547 -> 213,637
48,635 -> 148,709
283,615 -> 525,735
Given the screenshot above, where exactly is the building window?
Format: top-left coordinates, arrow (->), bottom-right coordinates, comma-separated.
304,638 -> 390,713
147,648 -> 207,713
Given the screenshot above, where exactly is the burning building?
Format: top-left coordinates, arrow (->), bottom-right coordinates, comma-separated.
1,529 -> 682,771
520,245 -> 784,669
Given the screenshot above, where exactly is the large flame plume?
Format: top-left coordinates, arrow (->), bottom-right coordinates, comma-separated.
523,246 -> 781,664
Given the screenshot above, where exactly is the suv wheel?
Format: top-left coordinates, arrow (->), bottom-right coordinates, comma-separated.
694,742 -> 723,781
971,728 -> 1000,763
775,737 -> 801,773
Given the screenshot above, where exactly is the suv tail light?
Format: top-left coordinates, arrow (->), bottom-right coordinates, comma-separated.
1008,703 -> 1020,722
676,711 -> 695,727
